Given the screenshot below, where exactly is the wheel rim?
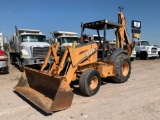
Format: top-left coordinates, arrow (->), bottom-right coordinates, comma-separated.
90,76 -> 98,90
122,62 -> 129,76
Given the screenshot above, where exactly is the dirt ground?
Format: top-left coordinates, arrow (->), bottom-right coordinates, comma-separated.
0,59 -> 160,120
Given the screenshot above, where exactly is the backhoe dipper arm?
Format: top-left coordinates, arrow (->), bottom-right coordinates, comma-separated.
116,11 -> 134,56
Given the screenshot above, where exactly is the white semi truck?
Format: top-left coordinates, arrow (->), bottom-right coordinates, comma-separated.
10,26 -> 50,71
151,44 -> 160,58
51,31 -> 79,54
135,40 -> 159,59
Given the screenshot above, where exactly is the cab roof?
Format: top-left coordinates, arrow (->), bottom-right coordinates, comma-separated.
82,20 -> 123,30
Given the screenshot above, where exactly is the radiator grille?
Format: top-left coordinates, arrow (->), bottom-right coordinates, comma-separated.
33,47 -> 49,57
151,48 -> 157,53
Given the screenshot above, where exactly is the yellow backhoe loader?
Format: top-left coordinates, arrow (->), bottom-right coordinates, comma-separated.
14,9 -> 134,113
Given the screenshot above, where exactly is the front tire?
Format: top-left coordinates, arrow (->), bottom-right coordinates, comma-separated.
19,62 -> 24,72
112,54 -> 131,83
17,58 -> 24,72
0,66 -> 9,74
130,58 -> 134,61
79,69 -> 101,96
140,52 -> 147,60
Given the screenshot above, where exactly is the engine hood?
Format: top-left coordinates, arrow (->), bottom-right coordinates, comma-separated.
61,43 -> 73,47
61,43 -> 79,47
21,42 -> 50,47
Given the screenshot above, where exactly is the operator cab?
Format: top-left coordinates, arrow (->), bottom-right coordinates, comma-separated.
81,20 -> 123,61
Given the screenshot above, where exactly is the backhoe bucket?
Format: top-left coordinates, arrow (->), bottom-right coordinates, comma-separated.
14,67 -> 74,113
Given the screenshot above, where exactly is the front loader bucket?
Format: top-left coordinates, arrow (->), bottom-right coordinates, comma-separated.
14,67 -> 74,113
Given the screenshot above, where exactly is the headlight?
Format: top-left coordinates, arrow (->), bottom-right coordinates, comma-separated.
63,46 -> 66,49
61,46 -> 66,50
20,50 -> 30,59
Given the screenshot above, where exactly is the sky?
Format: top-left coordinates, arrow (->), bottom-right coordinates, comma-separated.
0,0 -> 160,46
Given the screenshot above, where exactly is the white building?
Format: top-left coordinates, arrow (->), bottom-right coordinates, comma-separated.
0,33 -> 8,50
0,33 -> 3,50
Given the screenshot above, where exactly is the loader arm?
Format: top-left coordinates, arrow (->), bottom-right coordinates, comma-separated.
65,42 -> 98,84
40,42 -> 60,73
55,42 -> 98,84
56,41 -> 77,75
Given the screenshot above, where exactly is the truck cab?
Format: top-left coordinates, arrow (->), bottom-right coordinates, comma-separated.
135,40 -> 159,59
151,44 -> 160,58
10,27 -> 51,71
51,31 -> 79,54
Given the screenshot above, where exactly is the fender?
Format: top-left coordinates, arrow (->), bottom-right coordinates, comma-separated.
20,49 -> 30,59
108,48 -> 127,62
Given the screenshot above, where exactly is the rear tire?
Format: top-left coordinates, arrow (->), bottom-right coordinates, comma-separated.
0,66 -> 9,74
112,54 -> 131,83
10,54 -> 15,64
79,69 -> 101,96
